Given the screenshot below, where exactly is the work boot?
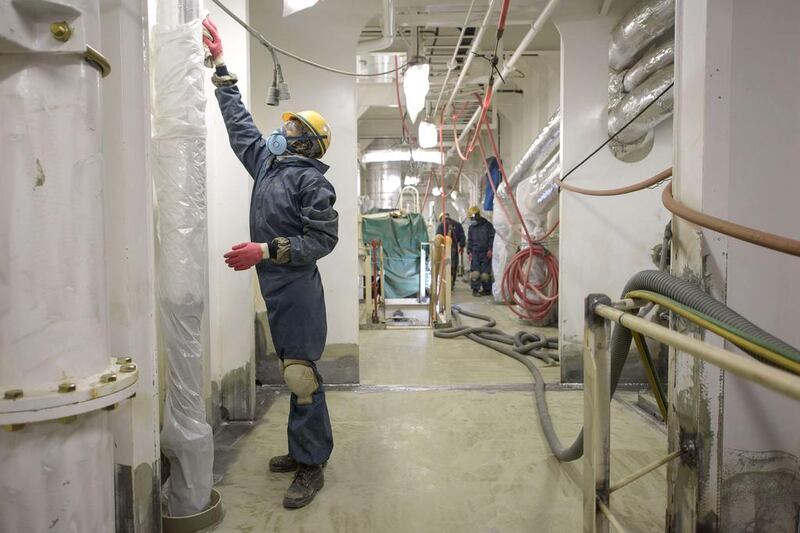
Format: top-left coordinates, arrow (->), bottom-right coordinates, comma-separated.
269,454 -> 298,473
479,290 -> 492,297
283,464 -> 324,509
472,289 -> 481,297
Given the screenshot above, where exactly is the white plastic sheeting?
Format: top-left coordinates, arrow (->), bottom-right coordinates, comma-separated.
152,18 -> 213,516
490,197 -> 521,303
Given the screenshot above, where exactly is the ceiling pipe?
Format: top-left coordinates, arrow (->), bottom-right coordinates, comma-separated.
356,0 -> 396,54
443,0 -> 498,114
432,0 -> 478,117
446,0 -> 562,159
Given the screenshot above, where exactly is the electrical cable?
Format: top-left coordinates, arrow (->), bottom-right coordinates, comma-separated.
393,56 -> 410,142
662,182 -> 800,258
211,0 -> 407,77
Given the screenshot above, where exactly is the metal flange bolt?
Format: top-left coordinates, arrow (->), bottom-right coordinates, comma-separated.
116,356 -> 132,365
120,363 -> 137,373
58,382 -> 77,393
50,22 -> 72,42
100,373 -> 117,384
4,389 -> 23,400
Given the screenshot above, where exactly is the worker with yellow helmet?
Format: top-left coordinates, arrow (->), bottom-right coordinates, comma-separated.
467,206 -> 495,297
204,18 -> 335,509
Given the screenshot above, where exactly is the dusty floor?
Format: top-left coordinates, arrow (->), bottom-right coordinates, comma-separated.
212,284 -> 668,532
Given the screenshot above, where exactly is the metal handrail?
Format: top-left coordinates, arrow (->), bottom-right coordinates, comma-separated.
582,296 -> 800,533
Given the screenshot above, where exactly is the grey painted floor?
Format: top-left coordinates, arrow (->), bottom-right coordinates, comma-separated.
212,284 -> 668,532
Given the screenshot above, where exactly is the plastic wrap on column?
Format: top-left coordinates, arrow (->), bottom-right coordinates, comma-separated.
491,197 -> 521,303
608,65 -> 674,145
500,110 -> 561,199
623,37 -> 674,92
151,19 -> 213,516
608,0 -> 675,71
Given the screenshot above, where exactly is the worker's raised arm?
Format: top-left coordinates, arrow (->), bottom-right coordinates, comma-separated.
203,17 -> 272,179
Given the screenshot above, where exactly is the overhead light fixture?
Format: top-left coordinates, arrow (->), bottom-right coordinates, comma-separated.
283,0 -> 319,17
418,121 -> 438,149
450,191 -> 458,201
362,148 -> 441,165
432,186 -> 442,197
403,62 -> 430,124
404,175 -> 420,186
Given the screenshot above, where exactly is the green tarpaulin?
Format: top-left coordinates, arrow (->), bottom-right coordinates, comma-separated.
362,213 -> 429,299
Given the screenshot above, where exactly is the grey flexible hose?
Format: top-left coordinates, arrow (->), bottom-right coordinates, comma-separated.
437,271 -> 800,463
609,270 -> 800,392
434,307 -> 585,461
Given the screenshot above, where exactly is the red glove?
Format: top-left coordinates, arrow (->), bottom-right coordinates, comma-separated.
487,250 -> 493,258
202,18 -> 224,63
224,242 -> 263,271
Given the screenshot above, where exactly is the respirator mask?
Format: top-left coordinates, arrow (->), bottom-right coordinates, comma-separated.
266,119 -> 324,157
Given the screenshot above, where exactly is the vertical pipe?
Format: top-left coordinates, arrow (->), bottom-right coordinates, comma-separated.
583,295 -> 612,533
152,0 -> 212,516
0,1 -> 114,530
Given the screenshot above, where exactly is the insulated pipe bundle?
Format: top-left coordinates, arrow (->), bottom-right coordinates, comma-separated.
607,0 -> 675,156
623,37 -> 674,93
500,109 -> 561,198
152,7 -> 214,516
608,0 -> 675,71
525,154 -> 562,217
608,65 -> 674,145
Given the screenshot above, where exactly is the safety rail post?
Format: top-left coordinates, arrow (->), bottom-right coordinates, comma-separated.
584,294 -> 613,533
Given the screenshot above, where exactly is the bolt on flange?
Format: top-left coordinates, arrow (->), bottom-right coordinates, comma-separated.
100,373 -> 117,383
120,363 -> 137,373
116,356 -> 132,365
4,389 -> 23,400
58,382 -> 77,393
50,21 -> 72,42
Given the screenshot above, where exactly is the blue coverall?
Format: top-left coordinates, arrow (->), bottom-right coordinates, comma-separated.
216,84 -> 336,466
467,216 -> 495,292
435,217 -> 466,287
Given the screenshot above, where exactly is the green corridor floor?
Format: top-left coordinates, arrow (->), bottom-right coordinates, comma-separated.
213,284 -> 668,532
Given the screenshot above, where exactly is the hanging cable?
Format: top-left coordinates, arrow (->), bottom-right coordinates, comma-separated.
393,56 -> 410,141
211,0 -> 407,77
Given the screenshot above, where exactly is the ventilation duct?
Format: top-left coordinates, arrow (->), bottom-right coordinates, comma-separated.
356,0 -> 395,54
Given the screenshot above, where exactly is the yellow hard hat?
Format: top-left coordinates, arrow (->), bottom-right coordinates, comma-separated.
467,206 -> 480,218
282,110 -> 331,157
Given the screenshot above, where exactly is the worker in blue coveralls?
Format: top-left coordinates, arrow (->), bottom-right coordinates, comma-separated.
466,206 -> 495,297
204,18 -> 335,509
435,213 -> 466,290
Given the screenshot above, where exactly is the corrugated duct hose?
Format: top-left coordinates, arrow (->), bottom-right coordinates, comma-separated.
436,269 -> 800,462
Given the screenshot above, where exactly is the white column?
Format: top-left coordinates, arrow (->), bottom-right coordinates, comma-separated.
0,1 -> 116,530
553,0 -> 672,382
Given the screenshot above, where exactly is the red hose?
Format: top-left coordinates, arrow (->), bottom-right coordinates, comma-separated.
474,97 -> 560,321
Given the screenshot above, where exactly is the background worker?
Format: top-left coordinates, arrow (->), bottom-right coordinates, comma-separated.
466,206 -> 495,297
435,212 -> 466,290
203,18 -> 336,509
